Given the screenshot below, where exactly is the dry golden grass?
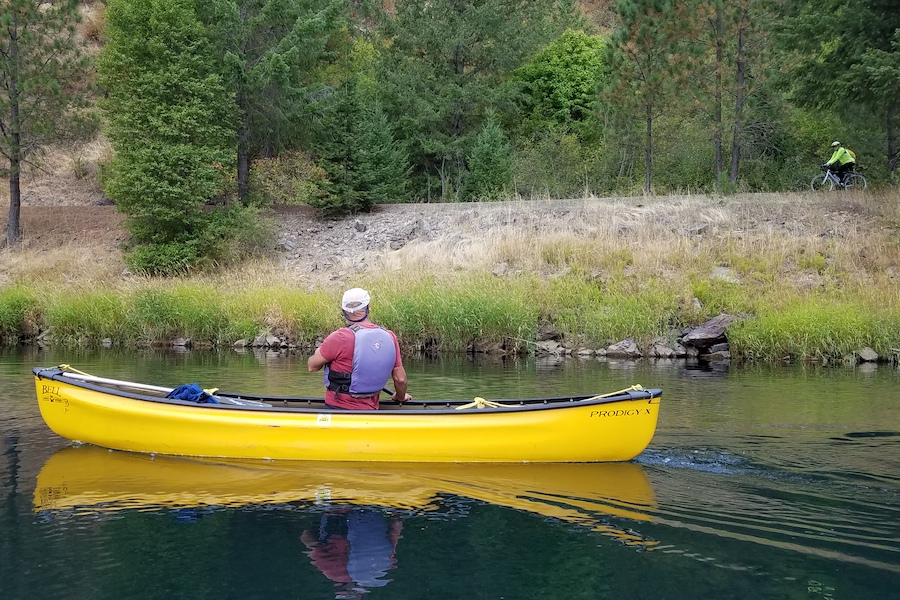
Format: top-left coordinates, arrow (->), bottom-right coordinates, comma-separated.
377,190 -> 899,297
20,136 -> 112,206
0,242 -> 124,290
80,2 -> 106,49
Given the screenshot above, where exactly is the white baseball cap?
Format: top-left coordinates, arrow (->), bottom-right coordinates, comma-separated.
341,288 -> 370,313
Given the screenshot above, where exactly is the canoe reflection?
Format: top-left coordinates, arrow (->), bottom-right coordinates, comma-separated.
34,446 -> 659,552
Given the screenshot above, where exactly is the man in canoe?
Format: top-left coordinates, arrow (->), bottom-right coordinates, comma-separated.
308,287 -> 411,409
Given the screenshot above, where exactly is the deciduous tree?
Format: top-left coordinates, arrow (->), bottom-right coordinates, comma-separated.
514,29 -> 608,136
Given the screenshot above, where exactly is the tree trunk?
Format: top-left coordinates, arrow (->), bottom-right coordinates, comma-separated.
237,115 -> 250,204
6,12 -> 21,246
888,105 -> 897,175
729,1 -> 747,185
714,4 -> 724,183
645,102 -> 653,194
7,154 -> 21,247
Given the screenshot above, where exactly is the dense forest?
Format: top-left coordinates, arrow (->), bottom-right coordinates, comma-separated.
1,0 -> 897,273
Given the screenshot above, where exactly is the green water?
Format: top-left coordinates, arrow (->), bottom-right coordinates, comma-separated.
1,347 -> 898,599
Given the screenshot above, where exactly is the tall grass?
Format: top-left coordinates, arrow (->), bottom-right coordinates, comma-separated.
44,291 -> 130,345
374,274 -> 541,352
0,286 -> 35,341
729,299 -> 900,362
127,286 -> 233,343
35,284 -> 340,347
223,288 -> 336,344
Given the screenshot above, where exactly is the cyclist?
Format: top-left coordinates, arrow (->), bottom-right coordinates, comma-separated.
824,141 -> 857,187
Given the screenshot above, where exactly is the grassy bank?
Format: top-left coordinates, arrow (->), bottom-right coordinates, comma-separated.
2,190 -> 899,362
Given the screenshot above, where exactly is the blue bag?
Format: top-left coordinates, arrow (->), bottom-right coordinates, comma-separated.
165,383 -> 219,404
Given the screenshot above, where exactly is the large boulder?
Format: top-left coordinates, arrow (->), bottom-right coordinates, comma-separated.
606,338 -> 642,358
680,313 -> 739,351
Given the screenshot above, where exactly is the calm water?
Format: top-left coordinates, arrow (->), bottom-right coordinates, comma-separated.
1,347 -> 899,599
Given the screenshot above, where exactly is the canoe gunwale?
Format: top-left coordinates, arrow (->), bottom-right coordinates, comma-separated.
34,366 -> 662,416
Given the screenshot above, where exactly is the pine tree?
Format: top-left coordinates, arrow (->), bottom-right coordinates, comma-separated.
310,78 -> 410,214
354,101 -> 410,206
607,0 -> 689,193
98,0 -> 234,273
462,112 -> 513,201
380,0 -> 580,200
200,0 -> 347,203
0,0 -> 91,245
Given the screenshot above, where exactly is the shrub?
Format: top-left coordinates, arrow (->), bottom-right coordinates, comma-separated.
249,151 -> 330,206
124,240 -> 200,276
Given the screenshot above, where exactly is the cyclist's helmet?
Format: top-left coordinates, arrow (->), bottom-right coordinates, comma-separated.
831,141 -> 841,147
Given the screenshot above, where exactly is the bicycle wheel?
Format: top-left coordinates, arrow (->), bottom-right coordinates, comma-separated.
810,173 -> 833,191
844,173 -> 867,190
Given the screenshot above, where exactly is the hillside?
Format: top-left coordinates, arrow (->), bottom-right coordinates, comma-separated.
2,186 -> 894,293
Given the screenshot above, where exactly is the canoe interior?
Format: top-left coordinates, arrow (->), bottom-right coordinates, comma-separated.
33,366 -> 662,415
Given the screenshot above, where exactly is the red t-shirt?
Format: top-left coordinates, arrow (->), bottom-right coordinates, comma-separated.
308,535 -> 352,583
318,324 -> 402,410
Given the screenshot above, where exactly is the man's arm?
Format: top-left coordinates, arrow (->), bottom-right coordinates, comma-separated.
308,348 -> 328,372
391,365 -> 411,402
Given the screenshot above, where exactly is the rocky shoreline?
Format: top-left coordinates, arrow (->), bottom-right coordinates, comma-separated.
145,311 -> 882,367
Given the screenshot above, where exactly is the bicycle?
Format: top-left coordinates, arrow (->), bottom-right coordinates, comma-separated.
811,167 -> 867,191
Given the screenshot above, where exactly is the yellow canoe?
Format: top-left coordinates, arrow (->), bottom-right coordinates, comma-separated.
33,365 -> 662,463
34,446 -> 658,547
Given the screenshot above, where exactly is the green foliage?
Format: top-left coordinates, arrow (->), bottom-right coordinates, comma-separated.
776,0 -> 900,173
128,286 -> 234,342
606,0 -> 690,192
462,113 -> 513,201
728,300 -> 900,361
124,204 -> 272,275
354,101 -> 411,205
201,0 -> 349,201
377,275 -> 541,353
99,0 -> 240,274
524,275 -> 679,348
311,80 -> 410,214
210,287 -> 337,344
0,286 -> 35,340
379,0 -> 582,200
43,292 -> 132,345
514,29 -> 607,134
691,278 -> 756,316
11,258 -> 900,360
125,241 -> 201,276
512,125 -> 605,198
249,151 -> 330,206
197,204 -> 273,266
